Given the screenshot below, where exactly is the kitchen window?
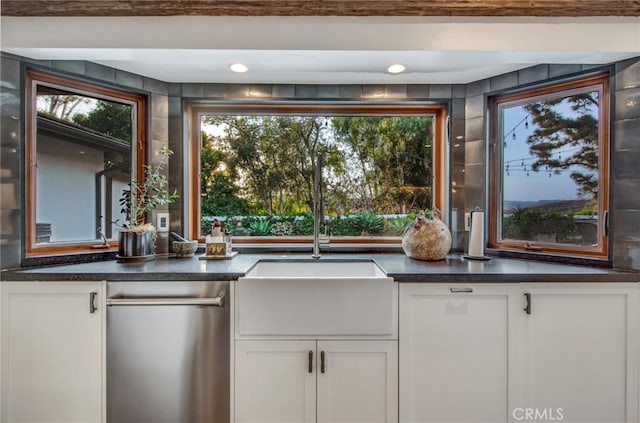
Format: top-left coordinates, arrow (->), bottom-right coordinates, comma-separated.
488,74 -> 610,260
25,70 -> 146,256
187,104 -> 446,244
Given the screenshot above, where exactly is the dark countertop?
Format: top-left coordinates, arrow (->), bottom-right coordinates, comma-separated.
2,253 -> 637,282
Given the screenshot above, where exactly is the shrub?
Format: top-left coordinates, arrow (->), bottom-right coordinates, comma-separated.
289,214 -> 313,236
385,215 -> 415,236
503,208 -> 578,243
248,217 -> 274,236
352,212 -> 385,236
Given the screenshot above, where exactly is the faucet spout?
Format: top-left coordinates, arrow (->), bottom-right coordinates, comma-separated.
312,154 -> 323,259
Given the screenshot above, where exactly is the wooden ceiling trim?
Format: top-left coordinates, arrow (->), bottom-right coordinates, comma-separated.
2,1 -> 640,17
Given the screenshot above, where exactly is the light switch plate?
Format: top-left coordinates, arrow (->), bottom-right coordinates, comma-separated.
157,212 -> 170,232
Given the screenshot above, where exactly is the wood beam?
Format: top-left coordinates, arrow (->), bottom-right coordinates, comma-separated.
2,1 -> 640,17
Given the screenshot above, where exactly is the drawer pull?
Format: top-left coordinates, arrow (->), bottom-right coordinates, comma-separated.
450,287 -> 473,293
524,292 -> 532,315
89,292 -> 98,314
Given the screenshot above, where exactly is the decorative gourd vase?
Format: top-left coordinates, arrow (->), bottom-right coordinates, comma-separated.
402,209 -> 452,261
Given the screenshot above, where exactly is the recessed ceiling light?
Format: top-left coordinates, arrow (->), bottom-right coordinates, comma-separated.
229,63 -> 249,73
387,64 -> 405,74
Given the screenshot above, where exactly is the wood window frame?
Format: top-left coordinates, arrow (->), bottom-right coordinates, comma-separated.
25,69 -> 146,257
488,73 -> 610,260
186,102 -> 447,245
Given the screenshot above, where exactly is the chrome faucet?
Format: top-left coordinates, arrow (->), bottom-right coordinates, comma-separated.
312,155 -> 323,259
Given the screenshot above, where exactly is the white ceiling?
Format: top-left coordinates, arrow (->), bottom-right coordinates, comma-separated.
2,16 -> 639,84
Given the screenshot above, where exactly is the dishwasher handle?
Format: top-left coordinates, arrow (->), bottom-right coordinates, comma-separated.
106,294 -> 224,307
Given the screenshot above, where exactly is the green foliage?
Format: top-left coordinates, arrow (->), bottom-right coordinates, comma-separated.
327,216 -> 357,236
119,147 -> 179,227
201,212 -> 430,237
200,115 -> 433,222
200,131 -> 249,219
202,115 -> 340,216
224,216 -> 251,236
332,116 -> 433,213
72,100 -> 133,142
502,208 -> 578,243
292,214 -> 315,236
352,212 -> 385,236
574,198 -> 598,216
385,215 -> 416,236
524,92 -> 599,199
248,217 -> 274,236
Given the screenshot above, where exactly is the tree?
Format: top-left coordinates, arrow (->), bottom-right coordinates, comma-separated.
203,116 -> 342,215
200,131 -> 249,217
206,115 -> 292,214
72,100 -> 133,142
38,93 -> 90,120
524,92 -> 599,199
332,116 -> 432,213
200,114 -> 433,219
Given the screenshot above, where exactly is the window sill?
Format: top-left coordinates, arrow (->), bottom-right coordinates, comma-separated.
486,248 -> 612,268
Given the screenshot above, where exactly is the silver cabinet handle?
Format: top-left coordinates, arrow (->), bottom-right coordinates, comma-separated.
106,295 -> 224,307
89,292 -> 98,314
524,292 -> 531,315
450,287 -> 473,293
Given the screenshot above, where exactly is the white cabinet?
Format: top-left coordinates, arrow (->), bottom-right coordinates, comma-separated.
235,340 -> 316,423
317,340 -> 397,423
1,281 -> 104,423
520,283 -> 639,423
399,282 -> 639,423
399,284 -> 520,423
235,340 -> 398,423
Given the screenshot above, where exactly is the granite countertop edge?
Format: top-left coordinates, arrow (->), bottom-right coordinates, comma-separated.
2,253 -> 637,283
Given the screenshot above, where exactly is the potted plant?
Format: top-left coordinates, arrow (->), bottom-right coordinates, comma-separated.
116,146 -> 179,261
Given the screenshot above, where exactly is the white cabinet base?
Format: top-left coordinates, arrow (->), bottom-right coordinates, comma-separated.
1,281 -> 104,423
235,340 -> 316,423
317,340 -> 397,423
235,339 -> 398,423
400,284 -> 520,423
520,283 -> 639,423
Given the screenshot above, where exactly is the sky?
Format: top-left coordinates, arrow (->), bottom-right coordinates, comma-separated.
501,101 -> 598,203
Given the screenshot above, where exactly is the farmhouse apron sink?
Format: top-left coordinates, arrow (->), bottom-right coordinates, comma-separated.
236,259 -> 395,336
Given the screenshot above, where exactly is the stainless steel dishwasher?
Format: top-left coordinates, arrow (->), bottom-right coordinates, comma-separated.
106,281 -> 229,423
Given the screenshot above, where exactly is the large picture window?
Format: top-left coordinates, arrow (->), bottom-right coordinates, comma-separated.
489,74 -> 610,259
188,104 -> 446,244
25,70 -> 146,256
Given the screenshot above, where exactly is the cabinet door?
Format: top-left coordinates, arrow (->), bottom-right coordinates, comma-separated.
1,281 -> 104,423
520,283 -> 639,423
399,284 -> 520,423
235,340 -> 316,423
317,340 -> 398,423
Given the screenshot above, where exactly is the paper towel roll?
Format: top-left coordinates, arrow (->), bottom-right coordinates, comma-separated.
468,211 -> 484,257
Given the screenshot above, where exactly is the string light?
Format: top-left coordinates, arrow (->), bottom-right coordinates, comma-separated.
502,113 -> 530,144
501,110 -> 592,181
503,146 -> 589,178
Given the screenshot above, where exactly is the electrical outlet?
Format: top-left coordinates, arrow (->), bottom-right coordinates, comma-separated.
157,212 -> 170,232
464,213 -> 471,231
